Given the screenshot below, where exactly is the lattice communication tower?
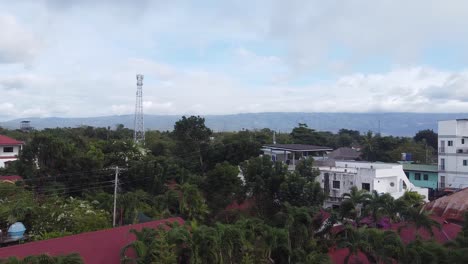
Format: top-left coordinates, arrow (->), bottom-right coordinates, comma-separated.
133,74 -> 145,144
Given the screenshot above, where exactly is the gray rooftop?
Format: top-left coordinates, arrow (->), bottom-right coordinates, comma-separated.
263,144 -> 333,152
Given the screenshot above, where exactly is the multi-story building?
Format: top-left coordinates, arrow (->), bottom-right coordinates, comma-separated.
438,119 -> 468,189
0,135 -> 23,168
317,161 -> 428,208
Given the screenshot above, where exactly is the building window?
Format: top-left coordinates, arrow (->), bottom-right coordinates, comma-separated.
3,147 -> 13,153
415,173 -> 421,180
362,183 -> 370,191
464,160 -> 468,166
423,174 -> 429,181
333,181 -> 340,189
448,141 -> 453,146
440,176 -> 446,188
463,139 -> 465,144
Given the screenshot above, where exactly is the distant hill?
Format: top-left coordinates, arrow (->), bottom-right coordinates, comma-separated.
1,112 -> 467,136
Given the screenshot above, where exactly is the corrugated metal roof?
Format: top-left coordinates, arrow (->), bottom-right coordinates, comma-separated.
0,217 -> 184,264
403,164 -> 438,172
425,188 -> 468,222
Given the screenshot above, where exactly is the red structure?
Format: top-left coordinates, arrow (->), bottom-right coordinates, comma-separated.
425,187 -> 468,223
0,217 -> 184,264
0,175 -> 23,184
0,135 -> 23,146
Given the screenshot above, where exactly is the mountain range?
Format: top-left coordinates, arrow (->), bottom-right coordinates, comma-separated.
1,112 -> 467,136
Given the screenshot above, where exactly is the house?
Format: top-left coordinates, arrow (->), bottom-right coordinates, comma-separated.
403,163 -> 438,198
261,144 -> 333,170
438,119 -> 468,189
0,135 -> 24,169
0,217 -> 184,264
326,147 -> 361,161
317,161 -> 429,208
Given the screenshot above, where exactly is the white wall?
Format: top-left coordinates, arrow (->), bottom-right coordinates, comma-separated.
0,145 -> 21,168
438,120 -> 468,189
0,157 -> 18,168
319,161 -> 428,206
0,145 -> 20,157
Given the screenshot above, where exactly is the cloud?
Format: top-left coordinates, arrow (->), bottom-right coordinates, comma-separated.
0,14 -> 41,65
1,1 -> 468,121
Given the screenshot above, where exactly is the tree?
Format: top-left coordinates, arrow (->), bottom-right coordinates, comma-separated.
203,162 -> 243,214
173,116 -> 213,173
290,124 -> 321,145
240,156 -> 287,217
121,228 -> 177,264
414,129 -> 438,150
399,207 -> 441,237
339,226 -> 374,264
0,253 -> 83,264
340,186 -> 371,220
177,183 -> 210,222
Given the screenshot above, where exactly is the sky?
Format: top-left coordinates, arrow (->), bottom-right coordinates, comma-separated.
1,0 -> 468,121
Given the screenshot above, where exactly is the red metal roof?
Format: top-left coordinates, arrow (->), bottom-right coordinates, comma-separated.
425,188 -> 468,223
388,215 -> 461,244
0,135 -> 23,146
328,248 -> 371,264
0,175 -> 23,183
0,217 -> 184,264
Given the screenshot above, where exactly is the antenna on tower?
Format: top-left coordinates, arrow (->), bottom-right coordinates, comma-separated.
133,74 -> 145,144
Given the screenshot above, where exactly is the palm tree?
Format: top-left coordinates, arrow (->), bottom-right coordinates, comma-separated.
339,226 -> 373,264
120,228 -> 177,264
400,239 -> 449,264
362,131 -> 375,161
399,207 -> 441,237
341,186 -> 371,220
176,183 -> 209,222
191,225 -> 221,264
362,190 -> 387,226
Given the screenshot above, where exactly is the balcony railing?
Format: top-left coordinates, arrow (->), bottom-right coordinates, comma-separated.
439,165 -> 446,171
457,148 -> 468,154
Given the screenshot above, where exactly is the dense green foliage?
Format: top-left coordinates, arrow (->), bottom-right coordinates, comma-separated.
0,118 -> 455,263
0,253 -> 83,264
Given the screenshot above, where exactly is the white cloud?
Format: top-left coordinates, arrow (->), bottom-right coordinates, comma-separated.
1,1 -> 468,121
0,14 -> 41,64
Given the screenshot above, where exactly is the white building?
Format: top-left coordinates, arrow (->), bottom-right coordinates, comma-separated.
261,144 -> 333,170
317,161 -> 428,207
438,119 -> 468,189
0,135 -> 23,168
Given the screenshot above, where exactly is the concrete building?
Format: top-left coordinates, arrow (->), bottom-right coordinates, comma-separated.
0,135 -> 23,168
317,161 -> 428,207
438,119 -> 468,189
402,164 -> 438,195
262,144 -> 332,170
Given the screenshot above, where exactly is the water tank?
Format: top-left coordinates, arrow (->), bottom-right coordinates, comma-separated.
8,222 -> 26,239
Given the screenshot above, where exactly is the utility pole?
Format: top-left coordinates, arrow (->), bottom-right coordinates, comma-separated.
113,166 -> 119,227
